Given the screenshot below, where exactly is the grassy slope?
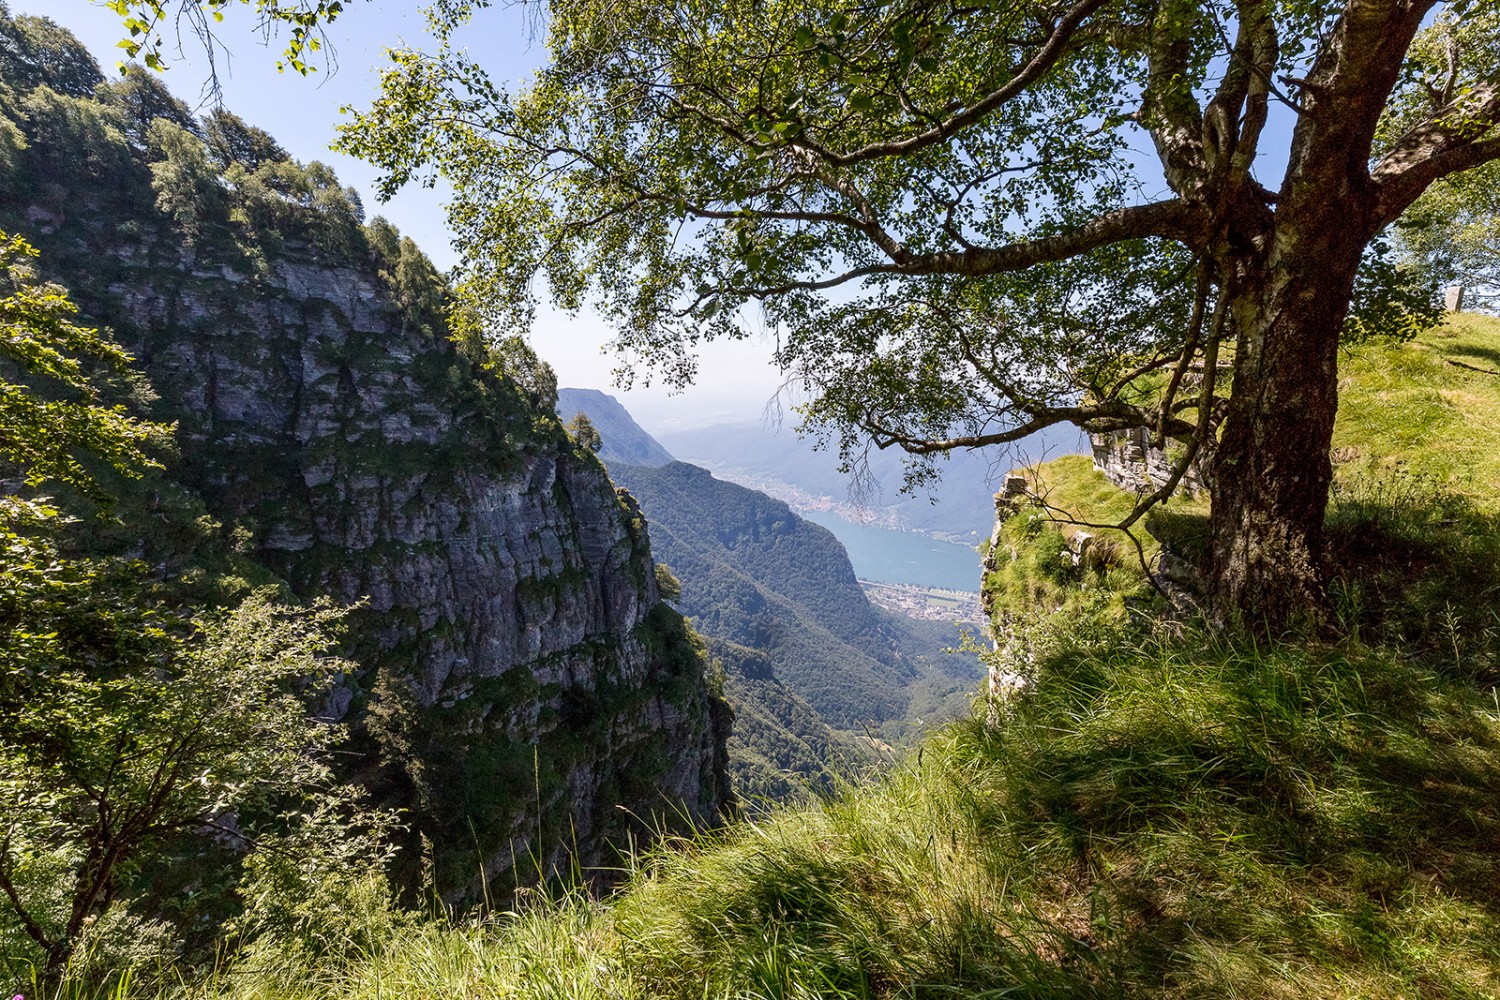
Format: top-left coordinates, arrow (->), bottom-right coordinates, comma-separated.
98,319 -> 1500,999
1335,314 -> 1500,491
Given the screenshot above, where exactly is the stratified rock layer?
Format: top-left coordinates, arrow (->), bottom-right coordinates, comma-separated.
15,221 -> 729,900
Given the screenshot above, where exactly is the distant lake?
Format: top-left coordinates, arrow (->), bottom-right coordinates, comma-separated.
800,510 -> 983,592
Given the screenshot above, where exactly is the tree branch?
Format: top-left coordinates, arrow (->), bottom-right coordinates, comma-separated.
806,0 -> 1115,167
1371,78 -> 1500,226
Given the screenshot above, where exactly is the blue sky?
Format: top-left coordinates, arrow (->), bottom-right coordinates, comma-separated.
16,0 -> 788,428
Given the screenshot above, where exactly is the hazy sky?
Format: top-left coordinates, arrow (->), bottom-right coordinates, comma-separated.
18,0 -> 789,429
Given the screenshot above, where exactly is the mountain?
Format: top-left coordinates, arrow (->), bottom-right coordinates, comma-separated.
553,381 -> 987,796
658,419 -> 1088,543
611,462 -> 920,726
0,32 -> 728,905
611,461 -> 982,800
558,387 -> 677,467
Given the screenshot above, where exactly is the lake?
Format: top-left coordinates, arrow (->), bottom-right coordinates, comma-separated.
800,509 -> 984,592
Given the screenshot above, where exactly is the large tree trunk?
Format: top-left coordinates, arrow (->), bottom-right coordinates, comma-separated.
1207,219 -> 1368,631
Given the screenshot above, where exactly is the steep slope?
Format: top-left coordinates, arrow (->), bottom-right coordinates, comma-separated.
609,461 -> 983,799
553,391 -> 983,795
558,387 -> 675,467
614,463 -> 917,726
0,39 -> 728,901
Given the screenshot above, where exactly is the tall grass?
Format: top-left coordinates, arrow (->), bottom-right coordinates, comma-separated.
73,614 -> 1495,1000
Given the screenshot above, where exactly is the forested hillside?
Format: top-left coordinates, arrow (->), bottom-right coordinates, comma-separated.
0,9 -> 728,986
557,387 -> 676,467
550,391 -> 983,799
611,461 -> 982,797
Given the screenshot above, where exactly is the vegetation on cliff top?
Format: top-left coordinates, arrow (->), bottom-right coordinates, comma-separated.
39,318 -> 1497,999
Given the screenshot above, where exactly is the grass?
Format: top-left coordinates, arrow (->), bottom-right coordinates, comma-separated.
35,317 -> 1500,999
68,617 -> 1500,999
1335,314 -> 1500,495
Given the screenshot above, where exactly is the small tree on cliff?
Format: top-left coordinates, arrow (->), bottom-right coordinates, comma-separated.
567,412 -> 604,453
340,0 -> 1500,629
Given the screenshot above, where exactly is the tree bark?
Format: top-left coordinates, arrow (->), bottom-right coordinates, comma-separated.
1207,210 -> 1370,630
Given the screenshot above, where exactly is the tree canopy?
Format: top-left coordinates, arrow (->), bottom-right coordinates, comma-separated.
342,0 -> 1500,627
0,231 -> 167,500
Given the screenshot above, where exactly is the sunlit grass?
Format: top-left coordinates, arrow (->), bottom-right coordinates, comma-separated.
66,615 -> 1493,1000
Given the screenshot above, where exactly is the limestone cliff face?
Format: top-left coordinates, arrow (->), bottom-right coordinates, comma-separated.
16,215 -> 730,898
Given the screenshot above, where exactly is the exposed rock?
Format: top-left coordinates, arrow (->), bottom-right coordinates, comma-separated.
1089,427 -> 1211,498
13,210 -> 731,903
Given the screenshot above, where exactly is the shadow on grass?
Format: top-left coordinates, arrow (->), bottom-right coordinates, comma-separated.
1326,471 -> 1500,680
973,626 -> 1500,996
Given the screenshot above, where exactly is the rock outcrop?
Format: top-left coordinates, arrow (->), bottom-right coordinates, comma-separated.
4,206 -> 730,903
1089,427 -> 1210,498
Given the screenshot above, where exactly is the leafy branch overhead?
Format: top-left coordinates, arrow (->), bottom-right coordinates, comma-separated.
103,0 -> 353,76
341,0 -> 1500,625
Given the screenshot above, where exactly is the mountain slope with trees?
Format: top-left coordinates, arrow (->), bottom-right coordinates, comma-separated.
550,392 -> 983,798
610,460 -> 981,797
557,387 -> 676,468
0,11 -> 729,987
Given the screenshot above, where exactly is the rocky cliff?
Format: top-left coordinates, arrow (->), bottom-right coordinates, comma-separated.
0,65 -> 729,900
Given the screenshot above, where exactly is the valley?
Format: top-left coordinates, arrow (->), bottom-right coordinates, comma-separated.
5,3 -> 1500,998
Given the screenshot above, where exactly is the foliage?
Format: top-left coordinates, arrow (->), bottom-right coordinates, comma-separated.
96,64 -> 200,149
652,561 -> 680,600
1400,160 -> 1500,311
149,118 -> 226,244
566,412 -> 602,453
367,219 -> 446,337
0,230 -> 167,498
103,0 -> 353,75
203,107 -> 288,172
481,334 -> 558,413
0,569 -> 359,987
226,157 -> 365,258
1384,8 -> 1500,310
232,793 -> 407,971
16,84 -> 136,189
0,7 -> 102,97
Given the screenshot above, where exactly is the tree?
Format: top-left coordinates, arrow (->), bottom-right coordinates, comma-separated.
0,230 -> 166,497
0,573 -> 354,988
95,63 -> 200,148
149,118 -> 226,244
0,8 -> 103,97
340,0 -> 1500,630
102,0 -> 354,77
0,230 -> 384,991
1402,161 -> 1500,311
568,412 -> 603,453
203,106 -> 288,171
